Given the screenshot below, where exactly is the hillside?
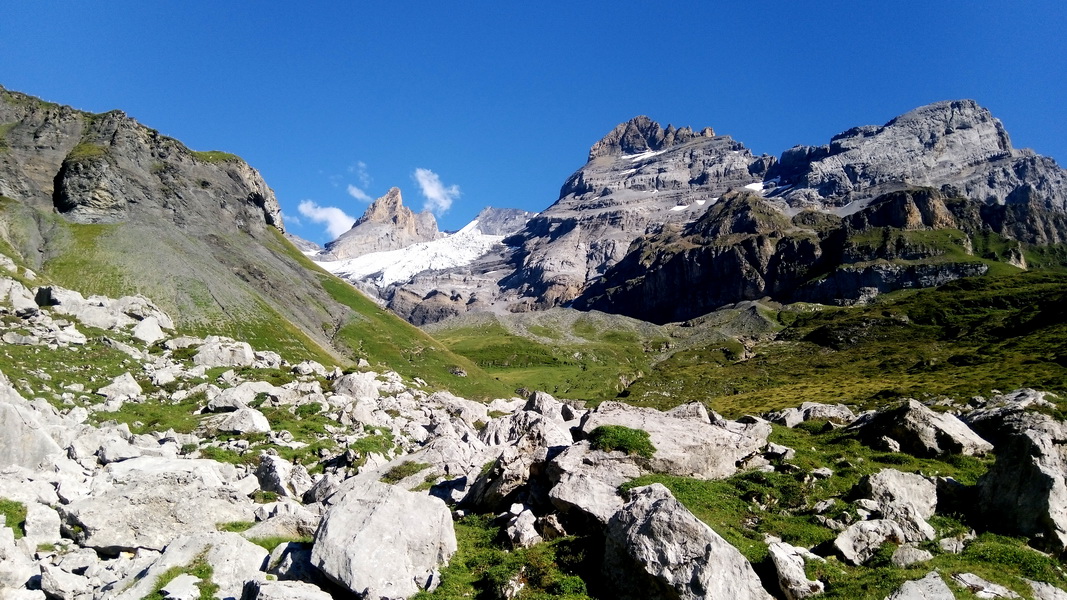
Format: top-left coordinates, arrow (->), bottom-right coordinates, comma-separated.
0,86 -> 510,399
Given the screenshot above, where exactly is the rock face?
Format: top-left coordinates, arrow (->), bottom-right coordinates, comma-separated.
602,484 -> 772,600
977,428 -> 1067,552
324,187 -> 439,260
311,481 -> 457,599
773,100 -> 1067,217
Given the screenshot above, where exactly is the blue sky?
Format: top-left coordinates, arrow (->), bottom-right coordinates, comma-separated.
3,2 -> 1066,243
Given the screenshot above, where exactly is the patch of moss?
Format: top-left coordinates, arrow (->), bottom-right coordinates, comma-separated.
0,498 -> 27,539
380,461 -> 431,484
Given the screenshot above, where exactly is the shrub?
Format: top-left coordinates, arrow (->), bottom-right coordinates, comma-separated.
588,425 -> 656,458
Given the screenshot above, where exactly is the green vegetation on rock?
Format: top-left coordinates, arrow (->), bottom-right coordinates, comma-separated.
413,514 -> 596,600
189,150 -> 240,164
588,425 -> 655,458
0,498 -> 27,539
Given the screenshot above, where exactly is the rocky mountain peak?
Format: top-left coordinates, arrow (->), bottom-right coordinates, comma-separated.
588,115 -> 715,160
324,187 -> 439,260
356,187 -> 413,226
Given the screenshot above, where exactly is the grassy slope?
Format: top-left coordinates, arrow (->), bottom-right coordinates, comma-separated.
0,200 -> 510,399
623,271 -> 1067,417
428,313 -> 666,402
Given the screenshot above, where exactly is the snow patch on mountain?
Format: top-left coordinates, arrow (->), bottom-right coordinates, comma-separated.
317,219 -> 504,288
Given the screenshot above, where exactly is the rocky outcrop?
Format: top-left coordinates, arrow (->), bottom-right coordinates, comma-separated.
577,401 -> 770,479
311,481 -> 457,599
602,484 -> 773,600
977,428 -> 1067,552
885,571 -> 955,600
324,188 -> 439,260
855,399 -> 993,458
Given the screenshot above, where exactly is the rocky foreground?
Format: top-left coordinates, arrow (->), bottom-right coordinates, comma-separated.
1,262 -> 1066,599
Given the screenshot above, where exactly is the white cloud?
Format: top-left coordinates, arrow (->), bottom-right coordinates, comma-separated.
346,184 -> 373,203
413,168 -> 460,215
355,161 -> 372,189
279,210 -> 301,227
297,200 -> 356,239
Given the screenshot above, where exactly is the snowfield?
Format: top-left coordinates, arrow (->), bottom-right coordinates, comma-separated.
316,219 -> 503,287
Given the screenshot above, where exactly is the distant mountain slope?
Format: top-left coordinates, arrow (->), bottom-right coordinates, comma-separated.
0,85 -> 509,398
384,102 -> 1067,325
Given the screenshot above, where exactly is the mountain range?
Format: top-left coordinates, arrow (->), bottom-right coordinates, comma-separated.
315,100 -> 1067,325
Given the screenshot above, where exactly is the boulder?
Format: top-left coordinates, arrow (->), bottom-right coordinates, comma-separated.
546,441 -> 643,525
332,371 -> 380,400
159,573 -> 202,600
193,337 -> 255,368
110,532 -> 268,600
131,316 -> 166,344
202,408 -> 271,435
0,382 -> 65,469
767,402 -> 855,428
885,571 -> 955,600
506,509 -> 542,549
854,469 -> 937,541
23,503 -> 61,547
1029,580 -> 1067,600
579,401 -> 770,479
951,573 -> 1020,598
255,454 -> 314,499
311,481 -> 456,599
832,519 -> 906,565
39,563 -> 91,600
978,429 -> 1067,552
96,372 -> 142,400
856,400 -> 992,457
767,541 -> 824,600
891,544 -> 934,567
602,484 -> 772,600
0,524 -> 37,590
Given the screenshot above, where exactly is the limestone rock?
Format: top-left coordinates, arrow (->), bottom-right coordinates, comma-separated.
885,571 -> 955,600
891,544 -> 934,568
131,315 -> 165,344
202,408 -> 271,435
602,484 -> 772,600
110,532 -> 268,600
579,401 -> 770,479
1028,580 -> 1067,600
332,371 -> 381,401
311,481 -> 456,599
0,382 -> 65,469
832,519 -> 907,565
193,337 -> 255,368
767,541 -> 824,600
854,469 -> 937,542
255,454 -> 314,499
39,563 -> 91,600
767,402 -> 856,428
159,573 -> 201,600
977,429 -> 1067,552
546,441 -> 644,525
59,460 -> 253,552
856,400 -> 992,458
951,573 -> 1020,598
96,372 -> 142,400
241,580 -> 334,600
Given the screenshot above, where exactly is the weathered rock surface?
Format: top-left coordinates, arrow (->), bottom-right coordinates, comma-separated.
311,481 -> 456,599
977,429 -> 1067,552
885,571 -> 955,600
854,469 -> 937,542
578,401 -> 770,479
855,399 -> 992,458
324,187 -> 438,260
602,484 -> 773,600
833,519 -> 907,565
767,540 -> 824,600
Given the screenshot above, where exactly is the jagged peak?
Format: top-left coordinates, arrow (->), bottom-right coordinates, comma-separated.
588,116 -> 714,160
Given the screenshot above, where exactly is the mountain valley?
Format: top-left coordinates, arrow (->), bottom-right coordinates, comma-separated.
1,86 -> 1067,600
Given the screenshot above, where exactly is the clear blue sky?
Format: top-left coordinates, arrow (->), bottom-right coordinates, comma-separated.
3,2 -> 1065,243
